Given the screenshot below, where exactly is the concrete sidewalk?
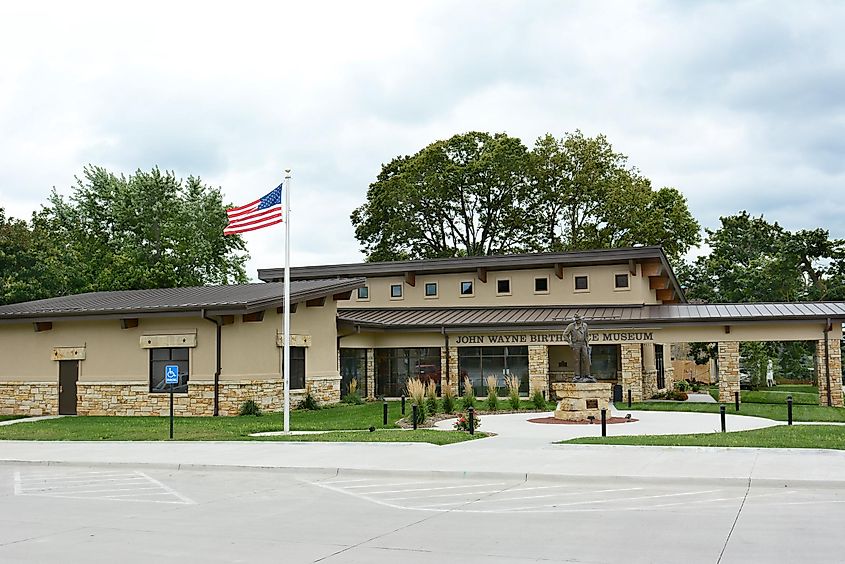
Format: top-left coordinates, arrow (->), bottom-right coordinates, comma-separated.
1,408 -> 842,487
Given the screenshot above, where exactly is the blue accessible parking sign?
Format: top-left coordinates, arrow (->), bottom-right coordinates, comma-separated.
165,365 -> 179,385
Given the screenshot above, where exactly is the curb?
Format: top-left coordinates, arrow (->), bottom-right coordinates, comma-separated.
3,459 -> 844,490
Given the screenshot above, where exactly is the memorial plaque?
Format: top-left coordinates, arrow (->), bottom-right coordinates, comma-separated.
586,399 -> 598,409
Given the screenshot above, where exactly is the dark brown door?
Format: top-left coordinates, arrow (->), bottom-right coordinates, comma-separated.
58,360 -> 79,415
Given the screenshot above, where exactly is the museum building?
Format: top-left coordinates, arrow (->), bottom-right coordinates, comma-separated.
1,246 -> 844,416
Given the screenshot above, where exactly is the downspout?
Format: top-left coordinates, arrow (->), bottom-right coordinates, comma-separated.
202,310 -> 222,417
824,318 -> 832,407
442,326 -> 450,389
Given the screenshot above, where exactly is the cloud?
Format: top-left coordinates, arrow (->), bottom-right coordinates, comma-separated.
1,0 -> 843,279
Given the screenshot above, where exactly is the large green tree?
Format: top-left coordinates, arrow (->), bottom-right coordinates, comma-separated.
352,131 -> 700,262
526,132 -> 700,261
351,132 -> 531,260
1,166 -> 248,305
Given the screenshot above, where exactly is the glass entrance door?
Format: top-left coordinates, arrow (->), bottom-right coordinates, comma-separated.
339,349 -> 368,397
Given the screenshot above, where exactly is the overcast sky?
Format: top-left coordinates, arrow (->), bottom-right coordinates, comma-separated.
1,1 -> 843,279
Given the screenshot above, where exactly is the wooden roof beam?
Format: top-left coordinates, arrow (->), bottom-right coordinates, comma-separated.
649,275 -> 670,290
333,291 -> 353,301
404,271 -> 416,287
306,297 -> 326,307
476,267 -> 487,283
276,303 -> 298,315
554,263 -> 564,279
655,288 -> 675,302
641,260 -> 663,278
629,259 -> 637,276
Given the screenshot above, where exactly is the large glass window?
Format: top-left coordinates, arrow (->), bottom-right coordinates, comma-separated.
590,345 -> 619,380
150,348 -> 189,394
458,346 -> 529,396
375,348 -> 441,397
340,348 -> 368,397
283,346 -> 306,390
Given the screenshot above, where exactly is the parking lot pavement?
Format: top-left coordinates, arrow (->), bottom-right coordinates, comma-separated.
2,464 -> 844,563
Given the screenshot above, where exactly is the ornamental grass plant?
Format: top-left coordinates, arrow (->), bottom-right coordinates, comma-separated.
425,381 -> 438,415
486,375 -> 499,411
531,389 -> 548,411
506,375 -> 520,410
442,382 -> 456,414
406,377 -> 427,424
342,378 -> 363,405
461,376 -> 476,409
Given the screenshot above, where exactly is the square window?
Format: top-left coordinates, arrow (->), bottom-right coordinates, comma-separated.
496,279 -> 511,295
534,277 -> 549,293
149,347 -> 189,394
425,282 -> 438,297
357,286 -> 369,300
460,281 -> 474,296
615,274 -> 629,289
574,276 -> 589,291
390,284 -> 403,298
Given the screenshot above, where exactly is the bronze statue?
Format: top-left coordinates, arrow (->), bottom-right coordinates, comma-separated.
564,314 -> 595,383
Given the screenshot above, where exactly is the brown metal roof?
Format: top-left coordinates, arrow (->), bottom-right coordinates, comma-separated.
338,302 -> 845,330
259,246 -> 686,303
0,278 -> 366,322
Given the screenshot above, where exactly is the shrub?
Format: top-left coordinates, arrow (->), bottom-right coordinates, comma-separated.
531,389 -> 547,410
297,385 -> 320,410
239,399 -> 262,416
425,381 -> 438,416
690,380 -> 702,393
461,376 -> 476,409
485,375 -> 499,411
506,375 -> 520,410
342,378 -> 363,405
442,383 -> 456,414
652,390 -> 688,401
675,379 -> 689,392
453,412 -> 481,432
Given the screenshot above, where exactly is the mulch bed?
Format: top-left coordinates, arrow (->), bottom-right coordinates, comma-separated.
527,416 -> 639,425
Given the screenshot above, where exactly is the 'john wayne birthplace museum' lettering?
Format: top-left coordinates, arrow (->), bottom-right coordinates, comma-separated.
454,332 -> 655,345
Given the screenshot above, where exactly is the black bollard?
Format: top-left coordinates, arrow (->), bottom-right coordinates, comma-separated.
735,391 -> 740,411
720,404 -> 726,432
401,394 -> 406,415
601,408 -> 607,437
468,406 -> 475,435
383,400 -> 388,426
412,404 -> 418,430
787,395 -> 793,425
627,388 -> 632,408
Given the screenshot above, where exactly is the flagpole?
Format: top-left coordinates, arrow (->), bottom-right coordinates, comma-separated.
283,169 -> 291,434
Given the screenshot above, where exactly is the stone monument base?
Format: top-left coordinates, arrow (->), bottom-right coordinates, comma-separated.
551,382 -> 612,421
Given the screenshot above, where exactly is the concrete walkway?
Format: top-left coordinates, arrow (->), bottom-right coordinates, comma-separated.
433,405 -> 779,448
0,415 -> 64,426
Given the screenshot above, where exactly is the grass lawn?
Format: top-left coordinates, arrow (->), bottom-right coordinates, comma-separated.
0,401 -> 484,443
615,400 -> 845,422
0,415 -> 27,423
565,425 -> 845,450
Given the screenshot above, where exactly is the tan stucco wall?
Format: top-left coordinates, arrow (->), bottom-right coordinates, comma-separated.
0,300 -> 341,386
340,264 -> 658,308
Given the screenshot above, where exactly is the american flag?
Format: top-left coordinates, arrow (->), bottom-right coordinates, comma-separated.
224,184 -> 283,235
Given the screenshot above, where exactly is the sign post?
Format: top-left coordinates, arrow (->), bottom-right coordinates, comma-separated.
165,365 -> 179,439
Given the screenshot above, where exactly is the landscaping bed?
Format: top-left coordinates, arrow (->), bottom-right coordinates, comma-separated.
615,400 -> 845,422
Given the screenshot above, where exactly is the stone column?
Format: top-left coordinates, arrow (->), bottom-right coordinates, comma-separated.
528,345 -> 549,398
366,348 -> 375,399
641,343 -> 658,399
621,343 -> 643,402
448,345 -> 460,395
718,341 -> 740,404
816,338 -> 843,407
663,345 -> 675,391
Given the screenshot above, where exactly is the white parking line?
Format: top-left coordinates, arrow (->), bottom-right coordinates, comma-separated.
365,482 -> 507,495
344,481 -> 431,489
13,470 -> 195,505
417,487 -> 645,507
499,489 -> 723,512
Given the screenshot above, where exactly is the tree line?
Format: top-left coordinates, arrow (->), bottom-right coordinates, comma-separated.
1,166 -> 248,305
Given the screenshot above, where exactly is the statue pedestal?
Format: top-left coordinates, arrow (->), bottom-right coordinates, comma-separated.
551,382 -> 612,421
